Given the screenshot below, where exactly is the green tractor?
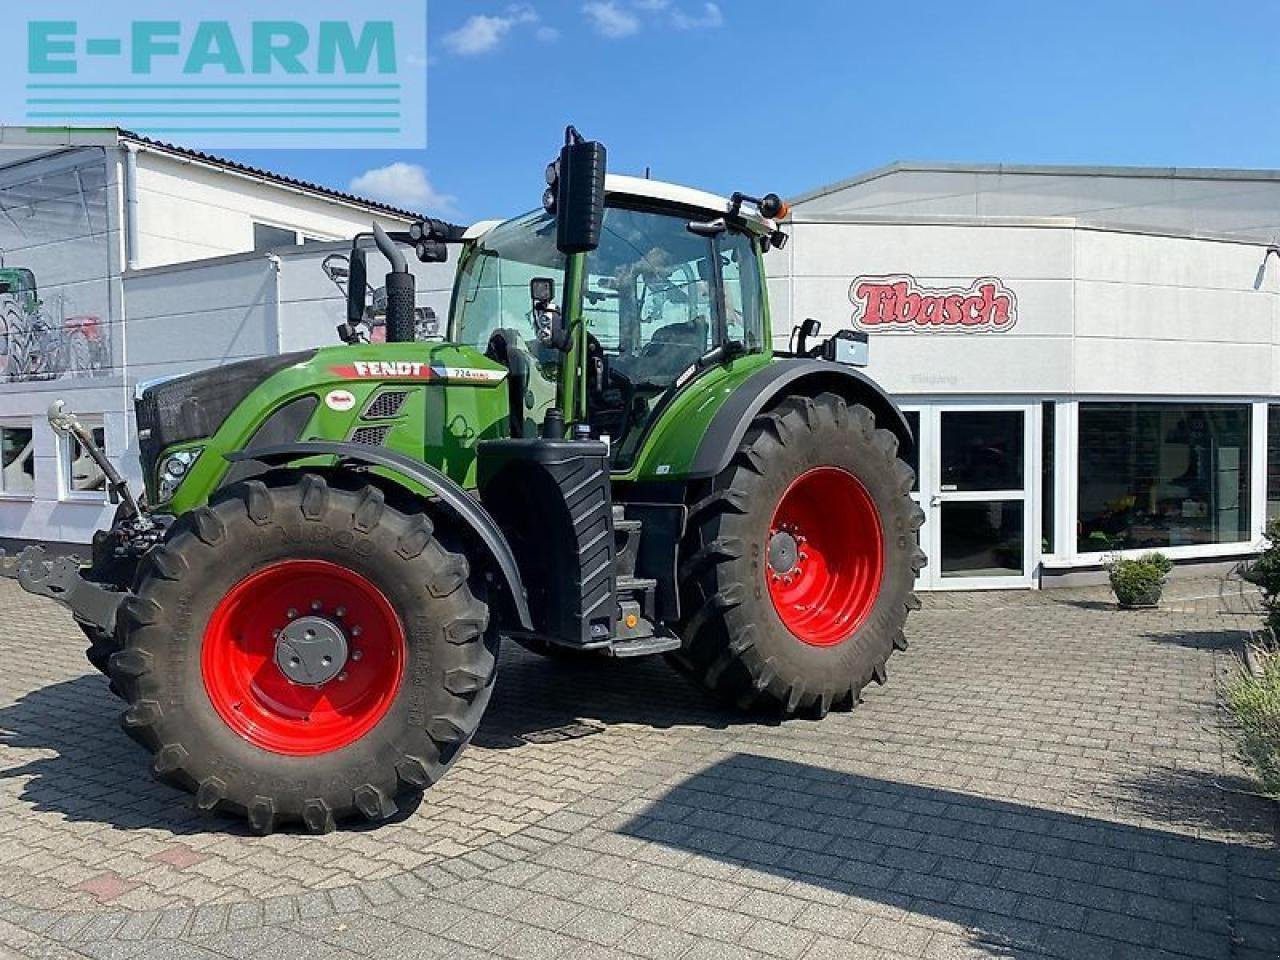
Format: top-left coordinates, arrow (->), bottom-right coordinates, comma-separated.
4,130 -> 923,834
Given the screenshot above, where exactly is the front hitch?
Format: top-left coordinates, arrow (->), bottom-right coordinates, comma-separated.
0,400 -> 152,636
0,545 -> 126,637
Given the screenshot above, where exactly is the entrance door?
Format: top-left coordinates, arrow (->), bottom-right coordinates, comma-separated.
918,405 -> 1034,589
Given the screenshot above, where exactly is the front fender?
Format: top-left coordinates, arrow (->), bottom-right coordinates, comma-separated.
224,441 -> 532,631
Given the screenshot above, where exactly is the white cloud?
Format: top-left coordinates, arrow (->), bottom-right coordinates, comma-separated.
535,25 -> 561,42
442,5 -> 539,56
582,2 -> 640,38
350,163 -> 459,216
671,2 -> 723,29
633,0 -> 670,9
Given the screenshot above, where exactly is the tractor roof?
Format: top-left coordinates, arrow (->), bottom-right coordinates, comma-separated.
604,175 -> 775,233
463,174 -> 776,243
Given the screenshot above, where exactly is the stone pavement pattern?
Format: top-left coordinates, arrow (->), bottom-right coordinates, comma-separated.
0,575 -> 1276,960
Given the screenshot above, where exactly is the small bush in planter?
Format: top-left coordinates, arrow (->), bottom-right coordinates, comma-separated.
1109,552 -> 1170,607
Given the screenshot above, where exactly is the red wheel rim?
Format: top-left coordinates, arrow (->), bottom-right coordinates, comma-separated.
202,560 -> 405,756
766,467 -> 884,646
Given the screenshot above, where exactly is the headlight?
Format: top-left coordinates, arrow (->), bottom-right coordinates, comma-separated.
157,447 -> 202,502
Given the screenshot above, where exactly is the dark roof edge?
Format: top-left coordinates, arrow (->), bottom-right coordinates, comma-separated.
119,130 -> 427,221
788,160 -> 1280,207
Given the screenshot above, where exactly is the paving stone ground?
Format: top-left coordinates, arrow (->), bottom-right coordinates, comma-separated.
0,574 -> 1276,960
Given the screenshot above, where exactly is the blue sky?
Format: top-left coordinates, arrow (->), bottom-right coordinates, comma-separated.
223,0 -> 1280,223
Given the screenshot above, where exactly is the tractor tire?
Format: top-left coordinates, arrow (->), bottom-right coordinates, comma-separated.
81,620 -> 118,676
672,393 -> 925,717
108,474 -> 496,834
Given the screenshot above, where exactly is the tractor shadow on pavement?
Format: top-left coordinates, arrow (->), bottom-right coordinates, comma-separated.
0,643 -> 754,833
0,673 -> 234,836
618,753 -> 1280,960
471,642 -> 758,749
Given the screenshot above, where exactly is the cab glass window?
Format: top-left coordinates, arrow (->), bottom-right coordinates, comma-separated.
452,211 -> 566,349
584,206 -> 763,469
718,231 -> 764,351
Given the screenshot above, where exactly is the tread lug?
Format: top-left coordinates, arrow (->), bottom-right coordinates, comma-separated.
194,777 -> 226,812
248,796 -> 276,835
300,474 -> 329,520
191,507 -> 225,546
302,799 -> 336,834
243,481 -> 274,525
354,785 -> 398,822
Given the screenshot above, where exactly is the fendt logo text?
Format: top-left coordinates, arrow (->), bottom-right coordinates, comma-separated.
1,1 -> 426,149
850,275 -> 1018,333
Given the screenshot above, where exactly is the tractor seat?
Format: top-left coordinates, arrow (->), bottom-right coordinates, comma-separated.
628,316 -> 708,383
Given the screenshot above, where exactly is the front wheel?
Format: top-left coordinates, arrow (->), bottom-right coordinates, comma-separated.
109,474 -> 496,833
673,393 -> 925,716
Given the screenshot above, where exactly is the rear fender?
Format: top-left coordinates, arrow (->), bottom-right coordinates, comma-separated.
687,359 -> 914,480
224,441 -> 532,631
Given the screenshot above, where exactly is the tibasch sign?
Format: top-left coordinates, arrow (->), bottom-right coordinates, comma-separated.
850,275 -> 1018,333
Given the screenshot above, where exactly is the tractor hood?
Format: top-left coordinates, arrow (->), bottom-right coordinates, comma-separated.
136,350 -> 318,480
139,342 -> 511,512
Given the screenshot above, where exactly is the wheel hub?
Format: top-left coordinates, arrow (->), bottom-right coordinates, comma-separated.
275,615 -> 348,685
767,528 -> 801,578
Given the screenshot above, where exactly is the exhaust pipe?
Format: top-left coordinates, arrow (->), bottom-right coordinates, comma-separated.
374,223 -> 417,344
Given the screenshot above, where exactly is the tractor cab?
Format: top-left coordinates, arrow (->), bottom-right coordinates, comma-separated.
0,267 -> 38,310
451,179 -> 777,468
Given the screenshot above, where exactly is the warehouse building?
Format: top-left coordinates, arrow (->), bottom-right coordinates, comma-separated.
769,162 -> 1280,587
0,127 -> 446,550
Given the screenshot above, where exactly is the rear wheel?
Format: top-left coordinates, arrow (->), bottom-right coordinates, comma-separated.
109,474 -> 495,833
673,393 -> 924,716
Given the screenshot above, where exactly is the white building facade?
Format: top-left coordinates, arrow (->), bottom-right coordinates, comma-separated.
770,163 -> 1280,587
0,128 -> 430,549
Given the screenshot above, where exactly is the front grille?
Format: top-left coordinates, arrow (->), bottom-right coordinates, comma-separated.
363,390 -> 409,419
350,426 -> 390,446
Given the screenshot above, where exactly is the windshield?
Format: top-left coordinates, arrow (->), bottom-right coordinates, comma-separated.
451,210 -> 565,348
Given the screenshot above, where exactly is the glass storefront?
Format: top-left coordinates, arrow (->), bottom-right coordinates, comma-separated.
1076,403 -> 1251,554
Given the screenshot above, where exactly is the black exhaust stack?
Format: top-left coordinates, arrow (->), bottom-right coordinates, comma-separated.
374,222 -> 417,343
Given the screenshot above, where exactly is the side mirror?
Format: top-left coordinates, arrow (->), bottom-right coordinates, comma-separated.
346,247 -> 367,324
550,136 -> 607,255
530,277 -> 555,306
530,277 -> 567,350
321,254 -> 350,284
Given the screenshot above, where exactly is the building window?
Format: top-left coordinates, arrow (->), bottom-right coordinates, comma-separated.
1077,403 -> 1251,553
253,222 -> 301,252
0,423 -> 35,496
62,421 -> 107,499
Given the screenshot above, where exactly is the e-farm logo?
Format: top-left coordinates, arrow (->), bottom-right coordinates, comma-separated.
4,1 -> 426,149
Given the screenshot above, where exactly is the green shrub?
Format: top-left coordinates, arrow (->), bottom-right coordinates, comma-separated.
1242,518 -> 1280,638
1108,553 -> 1169,606
1138,552 -> 1173,576
1225,648 -> 1280,796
